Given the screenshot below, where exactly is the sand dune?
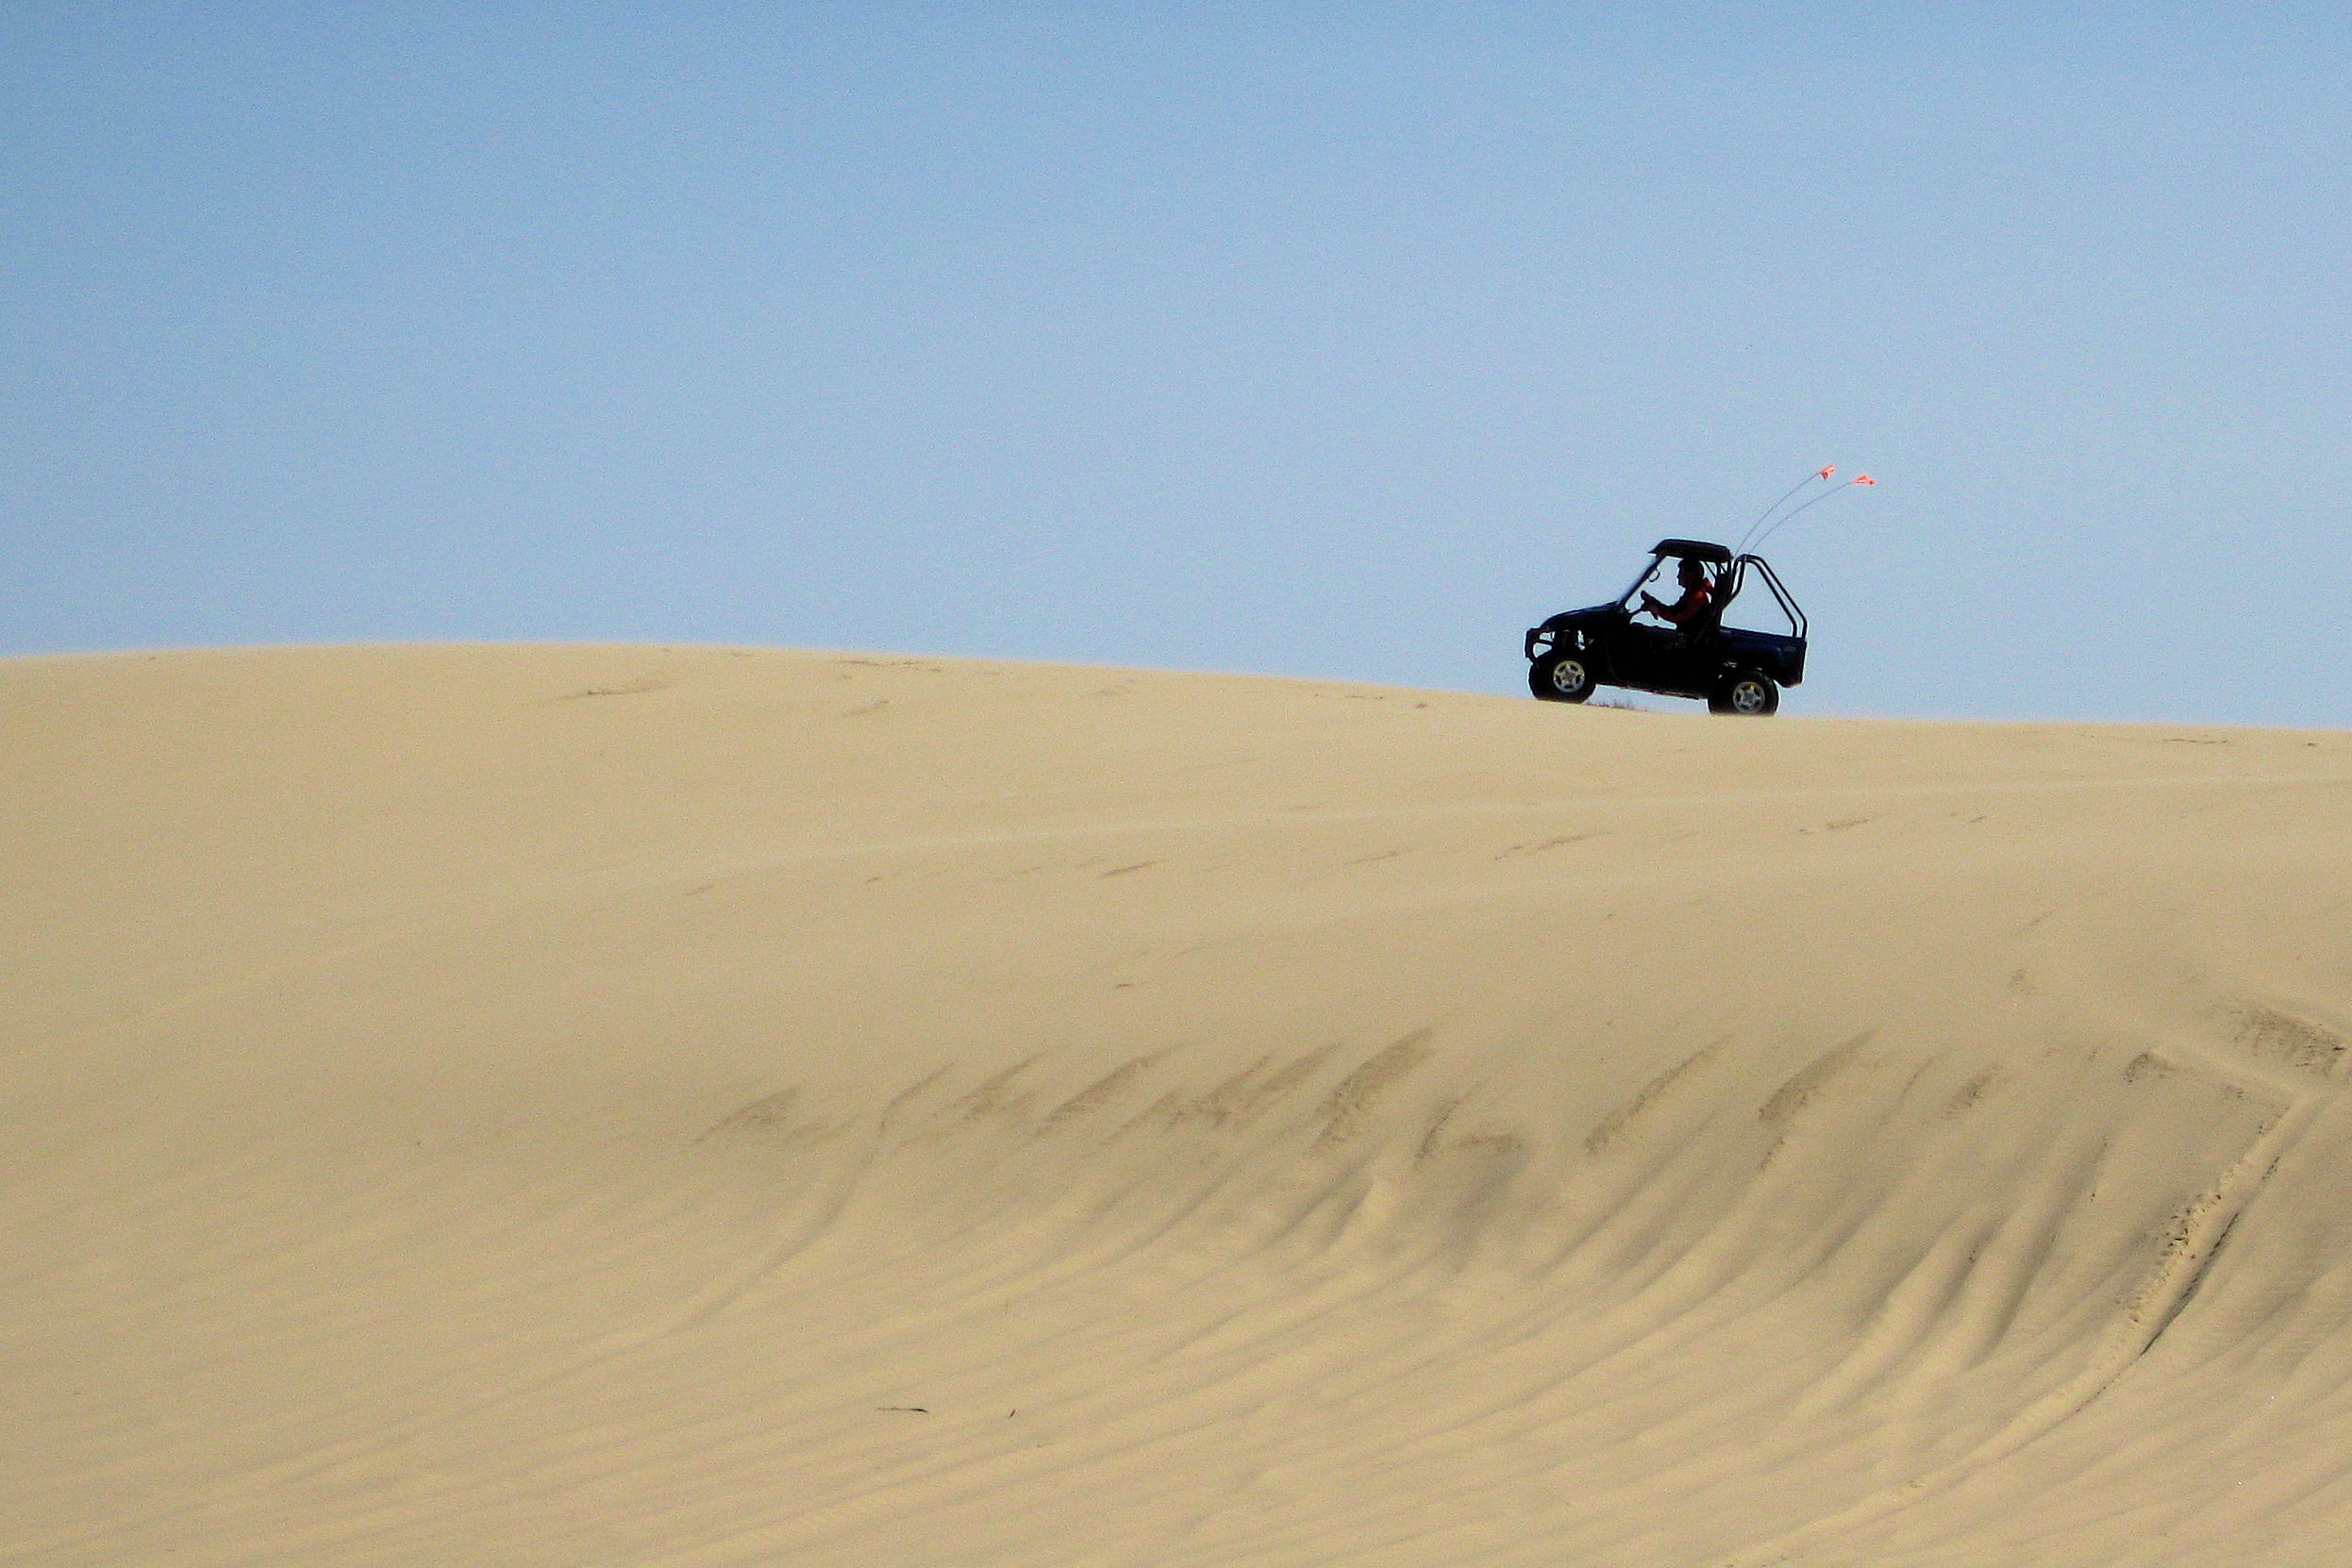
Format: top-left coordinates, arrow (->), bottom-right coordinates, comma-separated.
6,643 -> 2351,1566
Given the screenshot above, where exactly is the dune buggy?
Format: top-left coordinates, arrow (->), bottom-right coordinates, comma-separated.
1524,539 -> 1807,715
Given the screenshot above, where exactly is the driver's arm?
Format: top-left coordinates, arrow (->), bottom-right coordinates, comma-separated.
1643,587 -> 1701,625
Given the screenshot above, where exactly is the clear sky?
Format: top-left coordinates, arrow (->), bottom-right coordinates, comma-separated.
5,3 -> 2347,724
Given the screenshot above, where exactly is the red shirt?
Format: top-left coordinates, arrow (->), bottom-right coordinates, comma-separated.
1655,581 -> 1711,626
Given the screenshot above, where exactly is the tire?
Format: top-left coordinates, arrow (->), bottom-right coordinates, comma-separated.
1529,652 -> 1597,703
1710,670 -> 1779,716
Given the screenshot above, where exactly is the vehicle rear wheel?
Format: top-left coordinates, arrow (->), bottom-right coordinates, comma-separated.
1710,670 -> 1779,716
1530,652 -> 1597,703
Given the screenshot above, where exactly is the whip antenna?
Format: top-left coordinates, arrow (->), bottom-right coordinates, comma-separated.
1751,473 -> 1875,552
1735,465 -> 1836,555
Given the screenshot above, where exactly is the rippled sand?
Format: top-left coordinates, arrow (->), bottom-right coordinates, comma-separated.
7,643 -> 2350,1566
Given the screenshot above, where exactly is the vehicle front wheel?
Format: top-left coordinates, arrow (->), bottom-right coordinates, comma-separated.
1710,671 -> 1779,716
1530,652 -> 1597,703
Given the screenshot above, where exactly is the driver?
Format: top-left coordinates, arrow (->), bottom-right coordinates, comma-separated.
1640,559 -> 1714,626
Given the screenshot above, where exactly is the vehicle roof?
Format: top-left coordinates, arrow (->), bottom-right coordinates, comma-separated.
1651,538 -> 1733,563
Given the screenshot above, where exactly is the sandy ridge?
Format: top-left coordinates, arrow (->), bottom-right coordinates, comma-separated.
4,643 -> 2349,1566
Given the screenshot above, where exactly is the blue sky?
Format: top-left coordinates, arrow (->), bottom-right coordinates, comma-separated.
5,3 -> 2347,724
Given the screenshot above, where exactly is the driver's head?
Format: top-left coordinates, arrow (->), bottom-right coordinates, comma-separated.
1677,559 -> 1708,587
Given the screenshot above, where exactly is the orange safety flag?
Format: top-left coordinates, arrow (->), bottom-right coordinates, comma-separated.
1817,465 -> 1835,479
1854,475 -> 1876,485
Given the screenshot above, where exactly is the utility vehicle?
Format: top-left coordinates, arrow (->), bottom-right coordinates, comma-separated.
1524,540 -> 1807,715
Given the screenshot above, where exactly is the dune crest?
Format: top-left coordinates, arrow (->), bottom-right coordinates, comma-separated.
6,644 -> 2350,1565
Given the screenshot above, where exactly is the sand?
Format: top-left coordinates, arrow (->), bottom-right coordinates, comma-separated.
5,642 -> 2350,1566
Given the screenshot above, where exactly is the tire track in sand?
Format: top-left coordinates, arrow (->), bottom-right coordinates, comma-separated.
1722,1025 -> 2332,1567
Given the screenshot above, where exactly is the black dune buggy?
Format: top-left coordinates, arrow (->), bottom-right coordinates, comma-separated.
1524,539 -> 1807,715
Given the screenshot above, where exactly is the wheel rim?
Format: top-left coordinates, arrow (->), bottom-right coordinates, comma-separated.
1731,679 -> 1769,713
1550,659 -> 1588,694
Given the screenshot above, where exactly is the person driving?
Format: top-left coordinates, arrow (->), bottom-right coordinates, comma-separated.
1640,559 -> 1714,626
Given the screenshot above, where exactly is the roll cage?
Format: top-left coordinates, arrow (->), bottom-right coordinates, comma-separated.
1617,540 -> 1805,640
